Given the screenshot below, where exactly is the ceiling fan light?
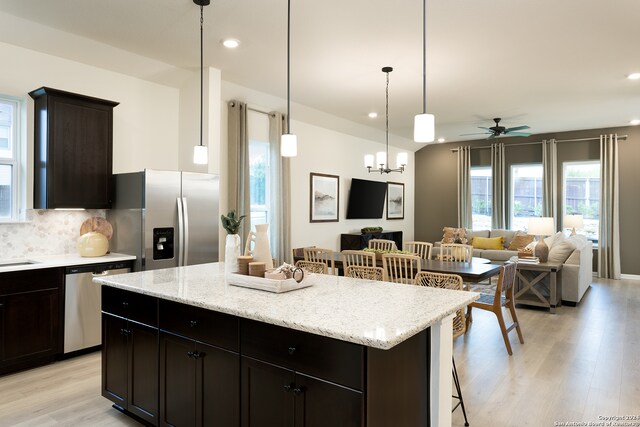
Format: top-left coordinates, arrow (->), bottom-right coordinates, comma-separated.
281,133 -> 297,157
193,145 -> 208,164
414,113 -> 435,143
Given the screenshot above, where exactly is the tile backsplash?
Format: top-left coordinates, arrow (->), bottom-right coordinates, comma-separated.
0,209 -> 106,259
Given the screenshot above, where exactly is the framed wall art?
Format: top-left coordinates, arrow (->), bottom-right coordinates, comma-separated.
386,181 -> 404,220
310,173 -> 339,222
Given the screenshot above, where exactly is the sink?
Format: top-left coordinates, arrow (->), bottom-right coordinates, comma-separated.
0,260 -> 39,267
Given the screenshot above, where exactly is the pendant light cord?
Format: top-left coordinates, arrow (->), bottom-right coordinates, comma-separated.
385,70 -> 390,167
286,0 -> 291,133
199,4 -> 204,148
422,0 -> 426,114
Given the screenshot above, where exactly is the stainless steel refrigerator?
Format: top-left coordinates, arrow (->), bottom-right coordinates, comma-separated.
107,169 -> 219,271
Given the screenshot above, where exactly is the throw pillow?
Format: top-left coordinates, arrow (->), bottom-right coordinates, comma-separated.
471,236 -> 504,250
548,238 -> 577,264
508,232 -> 535,251
544,231 -> 564,249
490,229 -> 517,248
442,227 -> 467,244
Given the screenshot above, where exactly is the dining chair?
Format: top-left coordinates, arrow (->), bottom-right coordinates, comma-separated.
466,261 -> 524,356
303,247 -> 336,275
291,246 -> 315,264
403,241 -> 433,260
368,239 -> 397,251
344,265 -> 385,281
414,271 -> 469,426
294,260 -> 328,274
438,243 -> 473,263
381,253 -> 421,285
341,250 -> 376,268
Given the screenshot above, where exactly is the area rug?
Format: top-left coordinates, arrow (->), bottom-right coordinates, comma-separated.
469,276 -> 497,295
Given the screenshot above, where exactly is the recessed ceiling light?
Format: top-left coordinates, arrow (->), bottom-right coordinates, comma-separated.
437,137 -> 446,143
368,112 -> 378,119
627,72 -> 640,80
222,39 -> 240,49
630,119 -> 640,125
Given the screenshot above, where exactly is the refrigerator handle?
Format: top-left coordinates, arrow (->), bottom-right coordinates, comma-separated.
182,197 -> 190,266
177,197 -> 185,266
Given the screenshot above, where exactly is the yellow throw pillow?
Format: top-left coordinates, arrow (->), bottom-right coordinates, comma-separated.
471,236 -> 504,250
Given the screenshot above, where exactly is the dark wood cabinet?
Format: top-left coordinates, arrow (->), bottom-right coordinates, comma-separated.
241,356 -> 363,427
0,268 -> 63,375
101,287 -> 158,425
340,231 -> 403,251
158,299 -> 240,427
159,333 -> 240,427
29,86 -> 119,209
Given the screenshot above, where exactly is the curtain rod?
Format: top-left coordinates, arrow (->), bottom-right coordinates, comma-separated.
449,134 -> 628,152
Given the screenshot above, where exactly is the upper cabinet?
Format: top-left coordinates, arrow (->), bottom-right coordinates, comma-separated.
29,87 -> 119,209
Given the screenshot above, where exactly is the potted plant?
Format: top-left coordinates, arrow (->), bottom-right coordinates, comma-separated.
221,210 -> 246,274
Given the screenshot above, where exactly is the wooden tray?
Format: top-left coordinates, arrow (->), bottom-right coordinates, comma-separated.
226,273 -> 314,293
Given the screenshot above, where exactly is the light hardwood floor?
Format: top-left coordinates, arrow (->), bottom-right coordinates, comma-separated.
0,277 -> 637,426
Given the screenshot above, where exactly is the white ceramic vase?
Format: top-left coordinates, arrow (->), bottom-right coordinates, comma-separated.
244,224 -> 273,269
225,234 -> 242,274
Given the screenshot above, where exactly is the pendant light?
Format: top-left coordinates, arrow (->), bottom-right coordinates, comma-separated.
414,0 -> 435,143
364,67 -> 408,174
193,0 -> 209,165
280,0 -> 297,157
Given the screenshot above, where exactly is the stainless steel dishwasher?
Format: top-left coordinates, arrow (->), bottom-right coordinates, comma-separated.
64,261 -> 131,354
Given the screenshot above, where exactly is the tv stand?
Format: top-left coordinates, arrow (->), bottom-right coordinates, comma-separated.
340,231 -> 403,251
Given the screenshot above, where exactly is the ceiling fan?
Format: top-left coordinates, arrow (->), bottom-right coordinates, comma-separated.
461,118 -> 531,140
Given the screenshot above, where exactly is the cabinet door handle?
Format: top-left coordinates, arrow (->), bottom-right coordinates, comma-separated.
120,329 -> 131,336
187,351 -> 195,359
283,383 -> 293,392
287,346 -> 297,355
122,301 -> 129,308
190,320 -> 198,327
292,386 -> 304,395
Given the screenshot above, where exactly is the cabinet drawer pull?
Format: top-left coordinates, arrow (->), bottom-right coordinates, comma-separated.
187,351 -> 195,359
190,320 -> 198,327
122,301 -> 129,308
120,328 -> 131,336
287,346 -> 297,355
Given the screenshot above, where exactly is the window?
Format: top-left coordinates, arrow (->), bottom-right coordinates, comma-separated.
247,110 -> 271,228
0,97 -> 20,221
563,161 -> 600,241
471,167 -> 492,230
510,164 -> 543,231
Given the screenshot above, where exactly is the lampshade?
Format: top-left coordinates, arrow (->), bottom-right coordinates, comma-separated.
564,214 -> 584,230
528,217 -> 555,236
414,113 -> 435,143
193,145 -> 208,165
281,133 -> 297,157
364,154 -> 375,168
376,151 -> 387,167
396,152 -> 408,168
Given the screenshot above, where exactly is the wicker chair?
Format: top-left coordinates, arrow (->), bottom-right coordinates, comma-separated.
344,265 -> 385,281
291,246 -> 314,264
403,241 -> 433,260
381,253 -> 421,285
467,261 -> 524,356
414,271 -> 470,426
294,260 -> 327,274
341,250 -> 376,268
368,239 -> 397,251
438,243 -> 473,262
303,247 -> 336,275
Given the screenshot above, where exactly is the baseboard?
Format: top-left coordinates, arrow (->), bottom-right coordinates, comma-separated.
620,274 -> 640,281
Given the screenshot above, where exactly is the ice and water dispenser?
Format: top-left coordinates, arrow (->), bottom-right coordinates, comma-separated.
153,228 -> 174,260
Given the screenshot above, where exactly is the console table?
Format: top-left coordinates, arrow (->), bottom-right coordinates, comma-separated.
514,262 -> 563,313
340,231 -> 403,251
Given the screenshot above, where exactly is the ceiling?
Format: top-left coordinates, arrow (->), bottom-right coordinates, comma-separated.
1,0 -> 639,148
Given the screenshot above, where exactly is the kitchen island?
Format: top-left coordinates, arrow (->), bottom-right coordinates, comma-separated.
95,262 -> 478,427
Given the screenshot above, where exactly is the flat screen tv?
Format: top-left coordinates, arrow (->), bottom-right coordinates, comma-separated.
346,178 -> 387,219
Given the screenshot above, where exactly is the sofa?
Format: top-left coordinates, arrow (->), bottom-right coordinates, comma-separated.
432,228 -> 593,304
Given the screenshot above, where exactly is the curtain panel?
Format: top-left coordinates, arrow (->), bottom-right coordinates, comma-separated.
542,139 -> 558,226
227,100 -> 251,240
491,142 -> 506,229
457,146 -> 473,229
268,112 -> 292,265
598,134 -> 621,279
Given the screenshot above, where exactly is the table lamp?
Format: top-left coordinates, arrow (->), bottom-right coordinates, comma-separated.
527,217 -> 555,262
564,214 -> 584,236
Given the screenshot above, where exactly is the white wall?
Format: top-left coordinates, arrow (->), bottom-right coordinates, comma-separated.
220,81 -> 415,253
0,40 -> 181,210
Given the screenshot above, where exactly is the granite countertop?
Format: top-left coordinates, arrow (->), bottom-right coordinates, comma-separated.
94,262 -> 478,350
0,253 -> 136,273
